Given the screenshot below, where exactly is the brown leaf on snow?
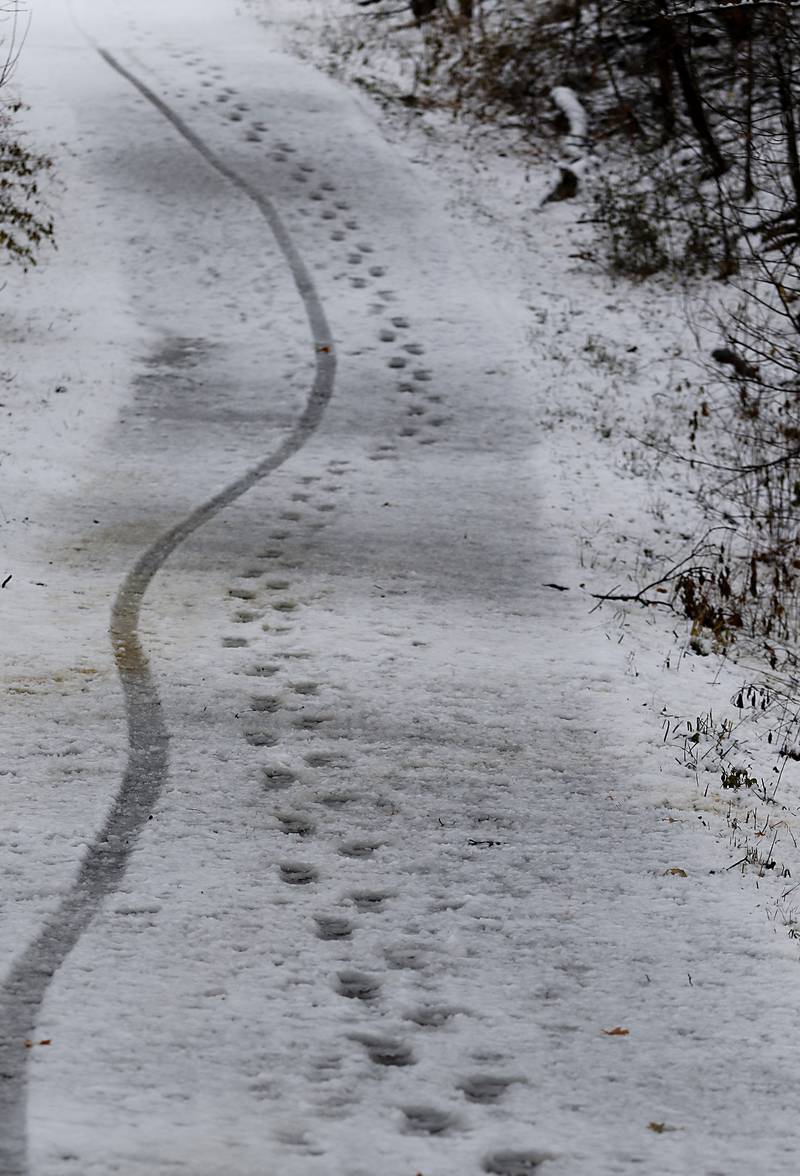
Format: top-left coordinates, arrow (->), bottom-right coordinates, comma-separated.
602,1027 -> 630,1036
664,867 -> 688,877
648,1122 -> 666,1133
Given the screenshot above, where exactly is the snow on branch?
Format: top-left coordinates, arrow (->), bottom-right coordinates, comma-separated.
664,0 -> 800,12
551,86 -> 587,157
540,86 -> 591,205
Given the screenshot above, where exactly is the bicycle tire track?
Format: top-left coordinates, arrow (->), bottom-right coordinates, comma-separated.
0,31 -> 336,1176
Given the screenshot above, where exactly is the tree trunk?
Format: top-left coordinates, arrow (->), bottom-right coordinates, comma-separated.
671,31 -> 727,174
653,9 -> 727,175
743,33 -> 754,201
411,0 -> 438,23
774,47 -> 800,224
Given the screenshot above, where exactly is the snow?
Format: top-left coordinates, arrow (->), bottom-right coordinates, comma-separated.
1,0 -> 800,1173
551,86 -> 588,153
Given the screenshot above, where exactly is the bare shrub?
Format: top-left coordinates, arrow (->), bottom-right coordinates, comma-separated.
0,2 -> 54,269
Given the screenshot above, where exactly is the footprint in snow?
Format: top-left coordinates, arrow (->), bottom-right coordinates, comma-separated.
354,1034 -> 415,1067
401,1106 -> 458,1136
314,914 -> 353,941
482,1151 -> 554,1175
245,664 -> 281,677
317,791 -> 360,809
245,730 -> 278,747
278,813 -> 316,836
338,840 -> 378,859
336,970 -> 381,1001
405,1004 -> 464,1029
294,713 -> 333,730
383,943 -> 426,970
458,1075 -> 516,1104
349,890 -> 391,913
279,862 -> 319,886
262,767 -> 297,791
304,751 -> 346,768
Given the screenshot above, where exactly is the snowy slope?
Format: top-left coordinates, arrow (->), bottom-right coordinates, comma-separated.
1,1 -> 799,1174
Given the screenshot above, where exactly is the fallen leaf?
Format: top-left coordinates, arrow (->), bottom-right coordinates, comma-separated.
316,343 -> 332,353
648,1122 -> 666,1134
602,1027 -> 630,1036
665,867 -> 688,877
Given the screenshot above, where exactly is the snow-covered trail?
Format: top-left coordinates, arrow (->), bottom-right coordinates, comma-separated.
0,13 -> 338,1171
3,1 -> 800,1174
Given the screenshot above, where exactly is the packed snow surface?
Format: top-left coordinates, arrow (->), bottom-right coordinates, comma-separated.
1,1 -> 800,1174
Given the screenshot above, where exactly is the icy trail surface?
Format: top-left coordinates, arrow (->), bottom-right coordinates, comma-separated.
1,1 -> 800,1174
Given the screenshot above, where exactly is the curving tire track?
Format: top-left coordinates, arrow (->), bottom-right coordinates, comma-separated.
0,29 -> 336,1176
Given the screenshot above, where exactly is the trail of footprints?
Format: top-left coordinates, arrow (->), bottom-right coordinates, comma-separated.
146,41 -> 540,1176
162,42 -> 450,458
217,462 -> 540,1174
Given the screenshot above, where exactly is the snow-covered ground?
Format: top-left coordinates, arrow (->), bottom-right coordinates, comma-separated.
2,1 -> 800,1174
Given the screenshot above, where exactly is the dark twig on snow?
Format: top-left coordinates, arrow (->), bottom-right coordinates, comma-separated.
589,541 -> 720,613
